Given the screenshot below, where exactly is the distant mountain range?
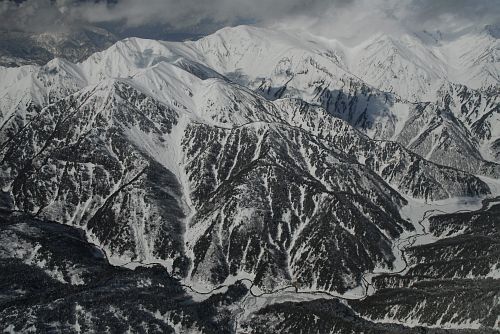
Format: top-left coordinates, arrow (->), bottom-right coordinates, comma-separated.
0,26 -> 117,67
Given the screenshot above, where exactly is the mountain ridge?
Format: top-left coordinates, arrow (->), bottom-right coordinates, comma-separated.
0,24 -> 499,332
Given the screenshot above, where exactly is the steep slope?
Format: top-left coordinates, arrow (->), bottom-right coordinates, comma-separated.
435,83 -> 500,161
275,98 -> 492,200
0,72 -> 412,293
183,26 -> 402,139
6,210 -> 490,333
1,80 -> 189,268
394,92 -> 500,177
1,25 -> 499,332
349,27 -> 500,102
246,299 -> 498,333
443,25 -> 500,91
349,34 -> 448,102
160,26 -> 500,174
0,45 -> 491,295
0,210 -> 241,334
351,201 -> 500,331
181,26 -> 500,171
4,26 -> 498,175
183,120 -> 411,291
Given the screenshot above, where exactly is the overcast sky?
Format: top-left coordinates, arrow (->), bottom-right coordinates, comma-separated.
1,0 -> 499,41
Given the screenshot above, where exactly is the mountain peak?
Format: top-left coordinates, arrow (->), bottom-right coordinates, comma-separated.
1,21 -> 499,333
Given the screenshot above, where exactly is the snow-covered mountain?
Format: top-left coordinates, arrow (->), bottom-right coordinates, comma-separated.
0,25 -> 499,333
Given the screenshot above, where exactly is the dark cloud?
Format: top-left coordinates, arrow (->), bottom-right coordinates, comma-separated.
273,0 -> 500,42
399,0 -> 500,32
0,0 -> 499,39
407,0 -> 499,22
0,0 -> 67,32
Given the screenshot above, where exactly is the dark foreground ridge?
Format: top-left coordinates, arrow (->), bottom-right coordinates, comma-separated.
1,207 -> 498,333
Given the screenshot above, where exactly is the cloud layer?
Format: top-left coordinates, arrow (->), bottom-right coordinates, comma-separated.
1,0 -> 499,40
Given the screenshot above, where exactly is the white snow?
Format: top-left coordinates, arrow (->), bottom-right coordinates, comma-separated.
0,24 -> 498,331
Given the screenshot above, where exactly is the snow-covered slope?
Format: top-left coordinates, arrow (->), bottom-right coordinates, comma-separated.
349,34 -> 449,102
0,24 -> 499,332
443,27 -> 500,90
175,26 -> 500,171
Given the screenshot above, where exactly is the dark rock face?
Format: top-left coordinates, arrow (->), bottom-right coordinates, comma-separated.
183,121 -> 410,291
394,84 -> 500,178
4,72 -> 484,294
276,99 -> 492,201
0,64 -> 496,309
257,60 -> 500,178
1,29 -> 499,333
350,203 -> 500,331
0,210 -> 244,333
0,81 -> 187,265
244,298 -> 497,334
3,210 -> 495,333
